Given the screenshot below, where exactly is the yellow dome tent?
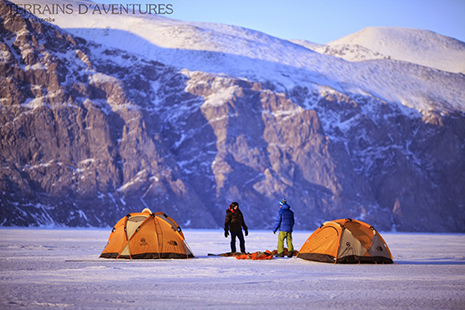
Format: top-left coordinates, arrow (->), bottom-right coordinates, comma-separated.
100,208 -> 194,259
297,219 -> 393,264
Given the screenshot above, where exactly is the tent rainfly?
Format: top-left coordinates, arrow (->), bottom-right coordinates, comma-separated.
297,219 -> 393,264
100,208 -> 194,259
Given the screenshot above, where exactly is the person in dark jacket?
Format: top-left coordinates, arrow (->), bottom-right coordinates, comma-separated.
273,199 -> 295,257
224,202 -> 248,253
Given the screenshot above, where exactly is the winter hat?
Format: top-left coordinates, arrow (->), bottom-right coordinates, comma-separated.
230,202 -> 239,208
279,199 -> 287,206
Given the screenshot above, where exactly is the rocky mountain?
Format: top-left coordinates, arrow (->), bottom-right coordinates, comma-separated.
1,0 -> 464,231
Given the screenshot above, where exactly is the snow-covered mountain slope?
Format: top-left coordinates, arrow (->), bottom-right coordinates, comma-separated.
2,0 -> 465,232
327,27 -> 465,74
9,0 -> 465,115
290,39 -> 390,62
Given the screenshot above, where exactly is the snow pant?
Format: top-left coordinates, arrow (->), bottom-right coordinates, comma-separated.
277,231 -> 294,254
230,230 -> 246,253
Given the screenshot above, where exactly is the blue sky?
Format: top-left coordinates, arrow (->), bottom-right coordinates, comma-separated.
98,0 -> 465,44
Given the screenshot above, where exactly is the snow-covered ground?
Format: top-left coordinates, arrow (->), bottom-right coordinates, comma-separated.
1,229 -> 464,309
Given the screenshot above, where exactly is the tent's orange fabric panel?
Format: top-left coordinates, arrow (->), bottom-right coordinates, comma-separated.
156,218 -> 189,256
100,217 -> 128,255
154,213 -> 185,239
128,218 -> 160,256
300,223 -> 341,257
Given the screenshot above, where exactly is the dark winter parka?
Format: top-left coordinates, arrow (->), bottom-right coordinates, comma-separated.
224,206 -> 248,233
273,202 -> 295,233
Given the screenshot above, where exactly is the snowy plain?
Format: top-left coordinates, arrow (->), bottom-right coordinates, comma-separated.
1,229 -> 464,309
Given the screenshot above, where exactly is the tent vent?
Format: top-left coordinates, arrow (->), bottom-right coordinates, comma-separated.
142,208 -> 152,214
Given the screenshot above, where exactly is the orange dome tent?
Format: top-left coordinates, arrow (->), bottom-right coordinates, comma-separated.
100,208 -> 194,259
297,219 -> 393,264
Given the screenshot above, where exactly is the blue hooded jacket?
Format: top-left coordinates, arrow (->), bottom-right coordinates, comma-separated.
273,202 -> 295,233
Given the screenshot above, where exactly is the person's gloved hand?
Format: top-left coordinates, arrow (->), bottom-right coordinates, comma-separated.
244,229 -> 248,236
224,230 -> 229,238
273,230 -> 276,234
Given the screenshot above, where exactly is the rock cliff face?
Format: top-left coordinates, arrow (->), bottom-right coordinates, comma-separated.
1,2 -> 464,231
0,2 -> 215,227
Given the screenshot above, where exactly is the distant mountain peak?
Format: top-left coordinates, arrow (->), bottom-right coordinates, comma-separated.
328,26 -> 465,74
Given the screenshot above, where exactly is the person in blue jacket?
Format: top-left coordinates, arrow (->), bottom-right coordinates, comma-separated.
272,199 -> 295,257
